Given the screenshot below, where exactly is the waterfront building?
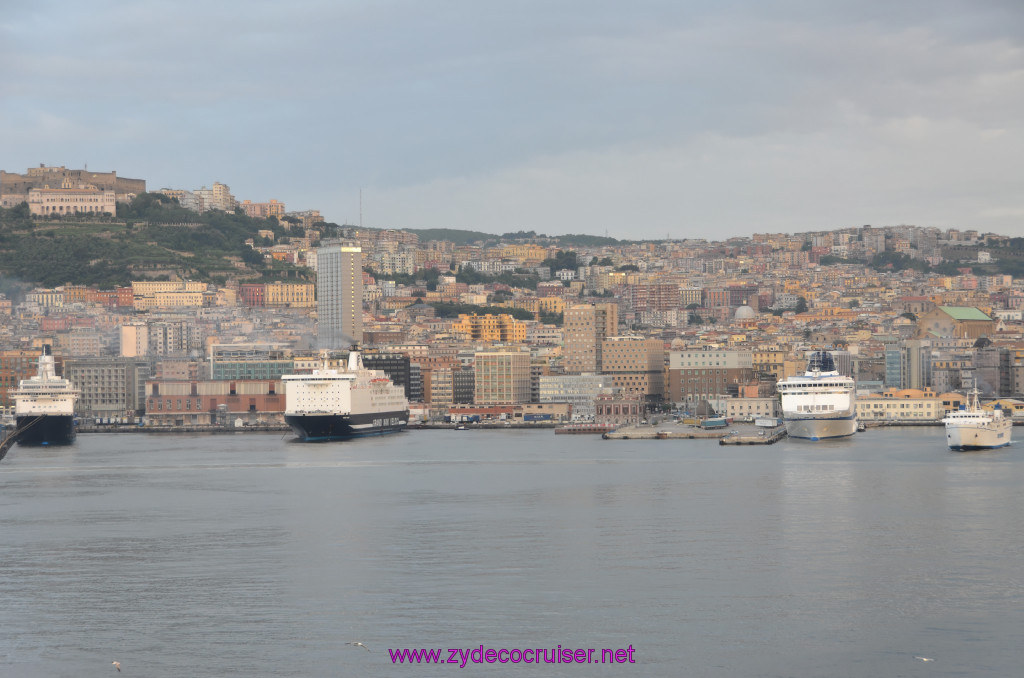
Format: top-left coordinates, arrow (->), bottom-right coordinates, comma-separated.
63,357 -> 150,419
453,366 -> 475,404
474,351 -> 531,405
316,240 -> 363,349
594,392 -> 645,428
144,378 -> 285,427
208,345 -> 294,381
538,373 -> 610,421
666,349 -> 755,407
600,335 -> 666,400
519,402 -> 572,423
724,396 -> 782,421
856,388 -> 943,422
404,363 -> 424,403
422,365 -> 455,405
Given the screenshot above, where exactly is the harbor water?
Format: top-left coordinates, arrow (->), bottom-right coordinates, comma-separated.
2,428 -> 1023,677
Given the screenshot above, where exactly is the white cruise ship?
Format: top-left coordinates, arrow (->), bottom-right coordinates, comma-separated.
12,346 -> 79,445
942,389 -> 1012,451
282,349 -> 409,441
777,350 -> 857,441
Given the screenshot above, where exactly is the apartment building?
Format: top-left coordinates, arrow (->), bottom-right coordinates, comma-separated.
539,374 -> 610,421
666,349 -> 755,405
451,313 -> 527,343
474,351 -> 531,405
563,303 -> 618,374
63,357 -> 150,418
600,335 -> 665,400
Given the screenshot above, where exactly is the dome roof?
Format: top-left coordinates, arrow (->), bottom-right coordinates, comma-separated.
734,305 -> 756,320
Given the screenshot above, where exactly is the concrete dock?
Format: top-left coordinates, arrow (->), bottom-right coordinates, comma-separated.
719,427 -> 788,445
601,423 -> 728,440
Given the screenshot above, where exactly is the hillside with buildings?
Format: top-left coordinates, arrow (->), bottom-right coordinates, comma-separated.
3,164 -> 1024,430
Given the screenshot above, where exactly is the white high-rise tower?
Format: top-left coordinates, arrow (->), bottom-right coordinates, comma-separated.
316,240 -> 363,349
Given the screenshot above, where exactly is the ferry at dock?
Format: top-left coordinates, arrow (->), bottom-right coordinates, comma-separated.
12,346 -> 79,446
777,350 -> 857,441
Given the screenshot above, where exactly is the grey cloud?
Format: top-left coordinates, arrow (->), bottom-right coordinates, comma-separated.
3,0 -> 1024,238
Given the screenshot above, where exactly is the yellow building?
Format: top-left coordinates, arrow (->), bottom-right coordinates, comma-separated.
537,296 -> 566,315
752,348 -> 787,382
856,388 -> 942,422
497,243 -> 548,264
264,282 -> 315,308
132,281 -> 208,310
151,291 -> 206,309
240,199 -> 286,219
451,314 -> 527,343
510,297 -> 566,316
985,399 -> 1024,419
26,289 -> 64,308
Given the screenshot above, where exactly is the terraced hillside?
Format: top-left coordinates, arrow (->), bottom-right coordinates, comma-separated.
0,194 -> 312,289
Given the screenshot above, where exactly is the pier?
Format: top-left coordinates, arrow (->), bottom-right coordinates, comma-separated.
719,427 -> 788,445
601,423 -> 728,440
0,418 -> 44,461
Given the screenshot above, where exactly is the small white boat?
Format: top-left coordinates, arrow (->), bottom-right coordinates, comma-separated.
941,389 -> 1012,451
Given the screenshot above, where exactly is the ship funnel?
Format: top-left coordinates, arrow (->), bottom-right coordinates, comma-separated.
347,349 -> 363,371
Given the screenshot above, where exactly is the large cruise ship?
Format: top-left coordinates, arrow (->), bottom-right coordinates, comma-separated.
777,350 -> 857,441
12,346 -> 79,446
941,389 -> 1012,451
282,349 -> 409,441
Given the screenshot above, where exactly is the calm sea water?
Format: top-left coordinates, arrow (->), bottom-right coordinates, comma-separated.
1,428 -> 1022,677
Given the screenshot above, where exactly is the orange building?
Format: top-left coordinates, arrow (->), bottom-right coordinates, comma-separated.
451,314 -> 527,343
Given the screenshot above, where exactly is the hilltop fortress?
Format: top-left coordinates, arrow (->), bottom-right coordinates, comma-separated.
0,164 -> 145,215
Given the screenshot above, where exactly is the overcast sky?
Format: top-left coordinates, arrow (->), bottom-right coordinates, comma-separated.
4,0 -> 1024,240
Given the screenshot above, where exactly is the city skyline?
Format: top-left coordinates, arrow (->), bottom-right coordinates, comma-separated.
4,1 -> 1024,240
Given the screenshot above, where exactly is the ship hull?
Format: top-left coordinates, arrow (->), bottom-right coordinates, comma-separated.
945,424 -> 1011,451
285,410 -> 409,441
784,415 -> 857,441
15,415 -> 76,446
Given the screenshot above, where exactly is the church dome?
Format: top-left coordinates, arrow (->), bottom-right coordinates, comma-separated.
734,305 -> 756,320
